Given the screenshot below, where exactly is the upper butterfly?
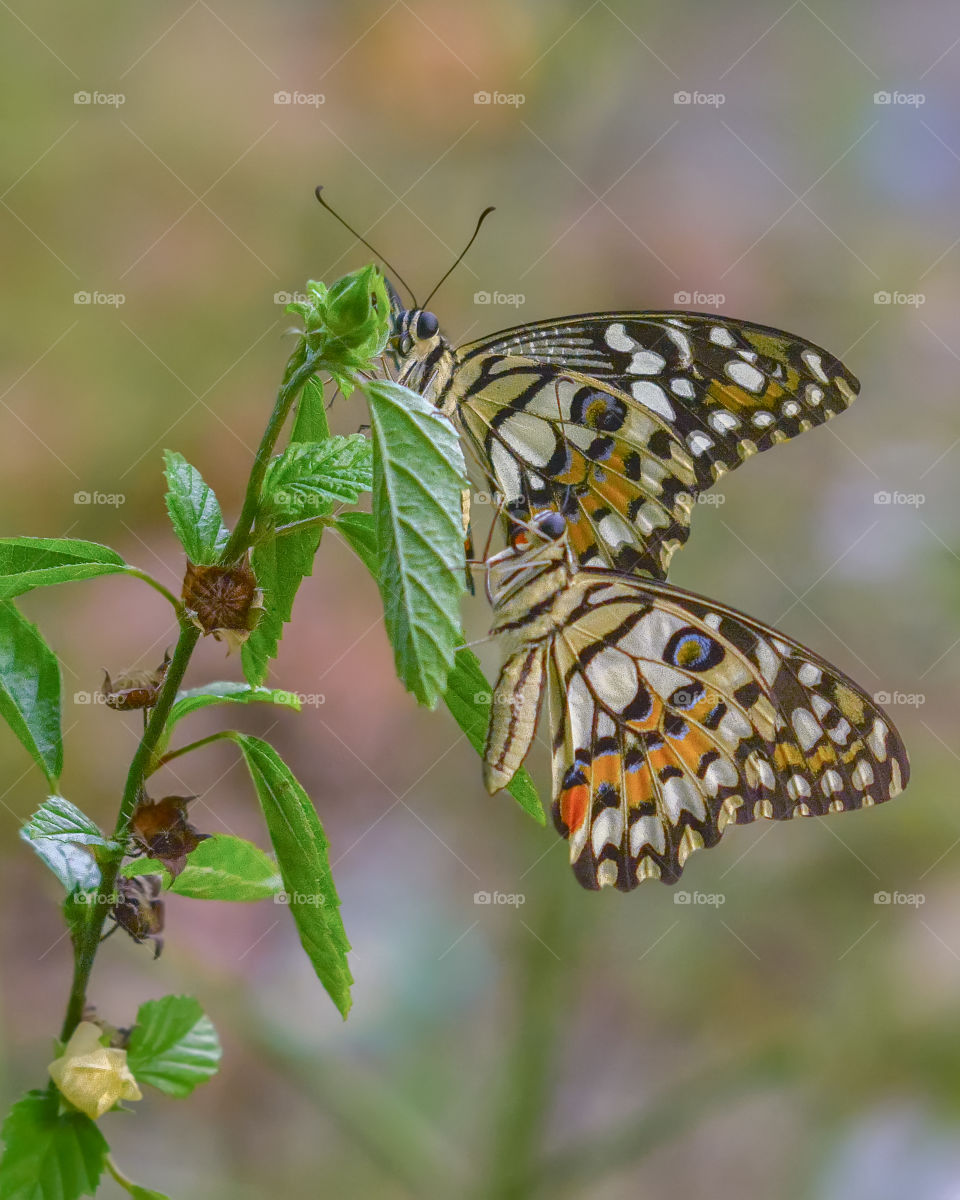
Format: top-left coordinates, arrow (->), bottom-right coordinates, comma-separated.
387,286 -> 859,579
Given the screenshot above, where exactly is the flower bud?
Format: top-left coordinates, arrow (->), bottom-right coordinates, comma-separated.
48,1022 -> 142,1119
182,557 -> 263,653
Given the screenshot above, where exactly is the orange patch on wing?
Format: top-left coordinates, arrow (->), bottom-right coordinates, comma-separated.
591,749 -> 621,793
559,783 -> 589,834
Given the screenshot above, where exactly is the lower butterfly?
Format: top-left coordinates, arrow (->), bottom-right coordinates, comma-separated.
482,513 -> 909,890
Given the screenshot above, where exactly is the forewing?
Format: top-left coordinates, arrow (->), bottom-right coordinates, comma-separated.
453,312 -> 858,576
548,573 -> 908,889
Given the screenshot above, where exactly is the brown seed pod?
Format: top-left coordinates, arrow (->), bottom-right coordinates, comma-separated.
130,794 -> 209,878
182,556 -> 263,653
100,649 -> 172,710
111,875 -> 165,958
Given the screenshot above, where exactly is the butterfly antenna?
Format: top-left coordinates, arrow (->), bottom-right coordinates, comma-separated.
422,206 -> 496,310
315,186 -> 419,307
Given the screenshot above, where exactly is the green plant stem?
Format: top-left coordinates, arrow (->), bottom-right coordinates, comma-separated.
220,349 -> 326,564
125,567 -> 183,614
150,730 -> 230,773
56,345 -> 323,1046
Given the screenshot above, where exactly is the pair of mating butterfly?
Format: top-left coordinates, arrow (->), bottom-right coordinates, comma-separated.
373,228 -> 909,891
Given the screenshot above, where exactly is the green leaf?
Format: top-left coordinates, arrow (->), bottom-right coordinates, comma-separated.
162,451 -> 229,565
227,733 -> 352,1016
126,996 -> 221,1098
19,829 -> 100,894
22,796 -> 109,847
291,374 -> 330,442
444,647 -> 545,824
0,538 -> 129,600
262,435 -> 373,520
0,601 -> 62,785
122,834 -> 282,901
106,1162 -> 169,1200
336,510 -> 377,574
363,379 -> 467,708
240,378 -> 331,685
152,682 -> 301,766
0,1088 -> 108,1200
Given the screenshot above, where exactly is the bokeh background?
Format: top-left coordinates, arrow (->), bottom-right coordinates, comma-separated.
1,1 -> 958,1196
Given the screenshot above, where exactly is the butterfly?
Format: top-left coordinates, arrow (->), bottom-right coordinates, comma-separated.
482,512 -> 909,890
387,287 -> 859,578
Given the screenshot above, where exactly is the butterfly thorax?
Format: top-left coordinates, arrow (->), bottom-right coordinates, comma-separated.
487,537 -> 581,652
390,306 -> 457,415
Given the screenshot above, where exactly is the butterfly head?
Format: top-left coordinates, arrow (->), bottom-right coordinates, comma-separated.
486,510 -> 573,611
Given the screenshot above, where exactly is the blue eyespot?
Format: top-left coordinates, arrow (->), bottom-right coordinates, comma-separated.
664,628 -> 723,672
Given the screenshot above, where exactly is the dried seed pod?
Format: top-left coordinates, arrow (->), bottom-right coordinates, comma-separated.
182,556 -> 263,653
130,794 -> 209,878
111,875 -> 165,958
100,649 -> 172,710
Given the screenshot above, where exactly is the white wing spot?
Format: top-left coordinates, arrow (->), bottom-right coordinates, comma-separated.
802,349 -> 830,382
687,431 -> 714,456
604,322 -> 636,352
629,350 -> 667,375
726,360 -> 766,393
631,380 -> 675,420
792,707 -> 822,751
709,326 -> 737,347
709,409 -> 740,433
671,377 -> 695,399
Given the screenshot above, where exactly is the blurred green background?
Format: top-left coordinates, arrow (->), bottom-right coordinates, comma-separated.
1,1 -> 958,1196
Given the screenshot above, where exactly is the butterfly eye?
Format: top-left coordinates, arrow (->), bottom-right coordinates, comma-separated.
536,511 -> 567,540
416,311 -> 439,339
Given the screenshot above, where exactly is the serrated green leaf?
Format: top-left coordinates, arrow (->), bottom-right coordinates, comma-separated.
122,834 -> 282,901
336,519 -> 534,819
241,379 -> 331,684
363,379 -> 467,708
0,1088 -> 108,1200
226,733 -> 352,1016
262,435 -> 372,520
162,451 -> 230,565
0,601 -> 62,785
22,796 -> 109,846
444,647 -> 545,824
0,538 -> 130,600
126,996 -> 221,1097
152,682 -> 301,766
19,829 -> 100,894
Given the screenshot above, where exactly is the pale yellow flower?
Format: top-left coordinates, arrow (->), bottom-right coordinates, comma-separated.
48,1021 -> 142,1119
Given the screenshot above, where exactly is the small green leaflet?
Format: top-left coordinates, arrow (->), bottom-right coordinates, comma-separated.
126,996 -> 221,1098
162,451 -> 230,565
0,601 -> 62,786
20,796 -> 113,894
363,379 -> 467,709
0,1089 -> 107,1200
122,834 -> 282,901
227,733 -> 352,1017
151,682 -> 301,768
0,538 -> 130,600
262,434 -> 373,519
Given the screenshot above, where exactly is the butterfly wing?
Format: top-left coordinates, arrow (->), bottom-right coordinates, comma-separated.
450,312 -> 858,576
545,572 -> 907,889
